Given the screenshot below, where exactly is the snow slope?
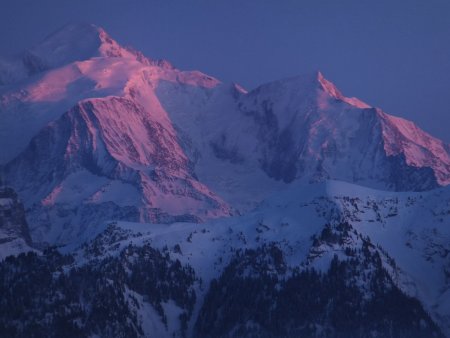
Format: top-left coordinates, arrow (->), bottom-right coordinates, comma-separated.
4,96 -> 231,244
59,179 -> 450,336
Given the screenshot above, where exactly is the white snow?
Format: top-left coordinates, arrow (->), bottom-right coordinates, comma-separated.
0,235 -> 37,261
65,179 -> 450,335
0,198 -> 13,207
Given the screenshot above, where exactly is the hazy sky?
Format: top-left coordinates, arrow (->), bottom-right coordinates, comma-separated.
1,0 -> 450,141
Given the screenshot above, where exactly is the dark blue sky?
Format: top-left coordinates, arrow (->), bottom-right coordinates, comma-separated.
1,0 -> 450,141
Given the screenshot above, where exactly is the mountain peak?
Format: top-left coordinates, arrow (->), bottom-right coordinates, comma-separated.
316,70 -> 340,96
18,23 -> 175,75
24,23 -> 132,70
248,71 -> 371,110
44,22 -> 102,40
316,71 -> 371,109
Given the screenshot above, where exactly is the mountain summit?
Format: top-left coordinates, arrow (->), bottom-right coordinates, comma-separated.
25,23 -> 128,69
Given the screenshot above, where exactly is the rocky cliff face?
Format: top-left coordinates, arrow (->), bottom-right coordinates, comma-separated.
0,186 -> 35,260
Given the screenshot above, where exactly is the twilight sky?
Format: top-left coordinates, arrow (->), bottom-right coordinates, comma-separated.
1,0 -> 449,142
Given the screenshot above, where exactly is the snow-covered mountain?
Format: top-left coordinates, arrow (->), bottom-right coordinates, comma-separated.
1,23 -> 449,246
1,24 -> 235,243
177,71 -> 450,191
1,22 -> 450,337
3,94 -> 231,244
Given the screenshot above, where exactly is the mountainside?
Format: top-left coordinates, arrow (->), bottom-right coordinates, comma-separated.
165,72 -> 450,194
4,96 -> 231,244
1,181 -> 449,336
